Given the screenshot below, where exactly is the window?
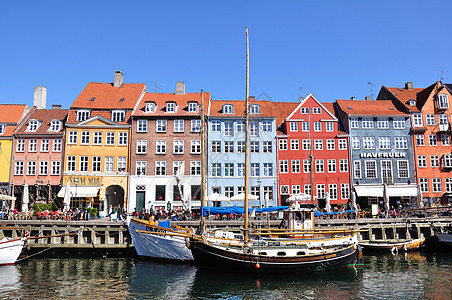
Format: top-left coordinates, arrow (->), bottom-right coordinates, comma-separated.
290,122 -> 298,132
280,185 -> 289,195
250,141 -> 259,153
365,161 -> 377,179
191,120 -> 201,133
381,160 -> 393,182
157,120 -> 167,132
237,141 -> 245,153
67,156 -> 76,172
76,110 -> 90,121
420,178 -> 429,193
291,160 -> 300,173
393,118 -> 405,129
302,140 -> 311,150
136,140 -> 147,154
432,178 -> 442,193
156,140 -> 166,154
292,185 -> 301,195
350,117 -> 358,129
250,104 -> 260,114
300,107 -> 309,114
27,161 -> 36,175
191,140 -> 201,154
326,122 -> 334,132
412,113 -> 423,127
290,139 -> 299,150
426,114 -> 435,126
441,134 -> 450,146
53,138 -> 62,152
27,120 -> 39,132
145,102 -> 156,113
279,139 -> 288,150
303,160 -> 311,173
106,132 -> 115,145
314,122 -> 322,132
225,163 -> 234,176
68,131 -> 77,144
304,185 -> 311,196
379,137 -> 390,149
250,122 -> 258,137
191,161 -> 201,175
439,114 -> 448,125
339,159 -> 348,172
137,120 -> 147,132
14,161 -> 24,175
251,186 -> 260,198
173,140 -> 184,154
224,121 -> 234,136
398,160 -> 409,178
225,187 -> 234,198
211,141 -> 221,153
51,161 -> 60,175
416,134 -> 425,146
250,163 -> 259,177
237,163 -> 245,176
446,178 -> 452,193
329,184 -> 337,200
174,120 -> 184,132
302,122 -> 309,132
117,157 -> 127,172
0,124 -> 5,135
41,139 -> 50,152
222,104 -> 234,114
377,118 -> 389,129
188,102 -> 198,113
173,161 -> 184,175
341,184 -> 349,199
315,159 -> 324,173
338,139 -> 347,150
29,139 -> 38,152
354,161 -> 361,179
211,163 -> 221,176
326,139 -> 335,150
314,139 -> 323,150
352,137 -> 360,149
155,161 -> 166,175
327,159 -> 336,173
417,155 -> 427,168
362,118 -> 374,129
81,131 -> 90,145
429,134 -> 437,146
313,107 -> 321,114
49,120 -> 61,132
136,161 -> 146,175
92,156 -> 101,172
363,137 -> 375,149
211,121 -> 221,132
316,184 -> 325,199
431,155 -> 440,168
263,121 -> 272,132
93,131 -> 103,145
155,185 -> 165,201
237,121 -> 245,132
16,139 -> 25,152
118,132 -> 128,146
263,163 -> 273,176
437,94 -> 449,109
394,137 -> 407,149
166,102 -> 176,113
111,110 -> 125,122
263,141 -> 272,153
80,156 -> 89,172
279,160 -> 288,173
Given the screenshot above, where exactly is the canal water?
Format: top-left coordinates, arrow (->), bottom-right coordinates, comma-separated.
1,251 -> 451,299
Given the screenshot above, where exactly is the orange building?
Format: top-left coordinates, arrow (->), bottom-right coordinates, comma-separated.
61,71 -> 146,216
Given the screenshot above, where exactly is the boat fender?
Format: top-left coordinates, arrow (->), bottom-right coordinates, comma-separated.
255,262 -> 260,269
185,237 -> 190,249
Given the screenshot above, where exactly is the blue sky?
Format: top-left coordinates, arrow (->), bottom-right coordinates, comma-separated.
1,1 -> 450,108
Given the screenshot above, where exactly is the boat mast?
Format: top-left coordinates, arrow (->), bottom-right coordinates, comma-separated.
200,89 -> 206,231
244,27 -> 250,246
309,112 -> 314,205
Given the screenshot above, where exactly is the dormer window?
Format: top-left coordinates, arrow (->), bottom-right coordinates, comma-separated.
188,102 -> 198,113
76,110 -> 91,122
223,104 -> 234,114
26,120 -> 40,132
112,110 -> 125,122
409,98 -> 416,106
0,124 -> 5,135
438,94 -> 449,109
90,97 -> 96,101
249,104 -> 260,115
49,120 -> 61,132
166,102 -> 176,113
145,102 -> 156,113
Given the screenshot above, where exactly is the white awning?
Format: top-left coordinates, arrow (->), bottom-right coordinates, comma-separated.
57,186 -> 100,198
354,185 -> 418,198
354,186 -> 383,197
0,194 -> 16,201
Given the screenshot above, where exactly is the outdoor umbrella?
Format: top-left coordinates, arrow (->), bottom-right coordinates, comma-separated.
21,184 -> 29,212
205,193 -> 229,201
383,183 -> 390,216
230,193 -> 259,201
63,181 -> 71,211
287,193 -> 311,202
325,192 -> 331,212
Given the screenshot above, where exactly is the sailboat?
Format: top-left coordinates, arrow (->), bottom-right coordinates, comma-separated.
188,27 -> 362,272
0,230 -> 28,266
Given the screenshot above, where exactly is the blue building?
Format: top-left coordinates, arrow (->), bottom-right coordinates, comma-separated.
336,99 -> 418,210
206,98 -> 278,208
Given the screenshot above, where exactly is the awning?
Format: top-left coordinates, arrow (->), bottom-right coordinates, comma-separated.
0,194 -> 16,201
57,186 -> 100,198
354,185 -> 418,198
354,186 -> 383,197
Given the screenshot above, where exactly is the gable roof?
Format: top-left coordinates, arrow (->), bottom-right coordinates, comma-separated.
336,99 -> 408,116
208,97 -> 274,118
286,93 -> 337,121
15,108 -> 68,135
381,86 -> 423,112
0,104 -> 29,137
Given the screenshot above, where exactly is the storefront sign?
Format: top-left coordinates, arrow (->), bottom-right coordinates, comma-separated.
359,152 -> 406,159
63,176 -> 102,186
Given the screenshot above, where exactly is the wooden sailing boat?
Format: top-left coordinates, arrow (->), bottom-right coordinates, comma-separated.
188,27 -> 362,272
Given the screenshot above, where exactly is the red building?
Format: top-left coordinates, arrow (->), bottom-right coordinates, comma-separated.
275,94 -> 350,207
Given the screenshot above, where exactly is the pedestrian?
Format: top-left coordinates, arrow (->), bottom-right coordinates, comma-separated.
109,205 -> 115,222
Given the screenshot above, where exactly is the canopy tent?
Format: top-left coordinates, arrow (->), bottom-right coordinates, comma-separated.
201,206 -> 288,216
57,186 -> 101,198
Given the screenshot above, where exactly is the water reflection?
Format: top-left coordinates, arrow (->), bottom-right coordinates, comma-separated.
0,265 -> 22,294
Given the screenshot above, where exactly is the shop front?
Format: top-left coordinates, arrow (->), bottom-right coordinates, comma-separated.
59,176 -> 102,212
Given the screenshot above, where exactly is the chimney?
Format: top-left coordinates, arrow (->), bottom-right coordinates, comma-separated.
33,86 -> 47,109
52,104 -> 62,110
175,82 -> 185,95
405,82 -> 413,90
350,97 -> 355,100
365,96 -> 371,100
114,70 -> 123,87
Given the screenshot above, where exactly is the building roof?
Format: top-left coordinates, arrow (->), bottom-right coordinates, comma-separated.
270,102 -> 300,132
132,91 -> 210,117
15,108 -> 68,135
0,104 -> 29,137
208,97 -> 275,118
382,86 -> 423,112
336,99 -> 408,116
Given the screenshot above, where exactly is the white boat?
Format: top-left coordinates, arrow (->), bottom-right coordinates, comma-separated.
435,231 -> 452,247
0,236 -> 26,266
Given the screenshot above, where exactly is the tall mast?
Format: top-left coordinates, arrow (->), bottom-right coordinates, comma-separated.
200,90 -> 206,230
244,27 -> 250,245
309,112 -> 314,204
